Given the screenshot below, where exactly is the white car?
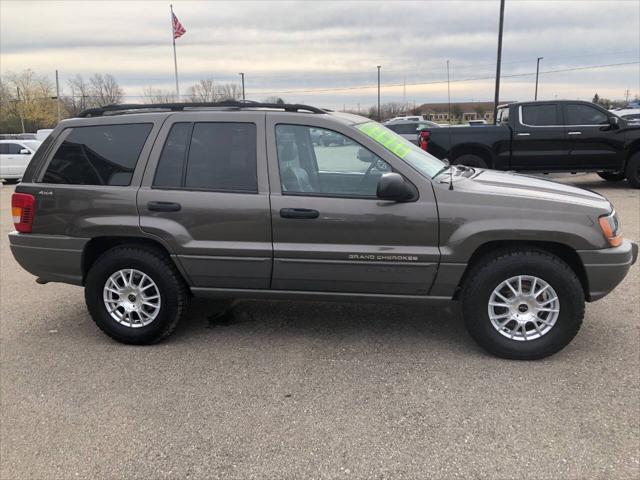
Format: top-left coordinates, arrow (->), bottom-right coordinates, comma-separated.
610,108 -> 640,124
0,139 -> 41,183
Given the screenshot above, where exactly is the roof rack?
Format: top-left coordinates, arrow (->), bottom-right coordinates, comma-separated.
77,100 -> 327,117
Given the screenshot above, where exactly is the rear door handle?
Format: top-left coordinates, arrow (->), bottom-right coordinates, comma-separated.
147,201 -> 181,212
280,208 -> 319,219
516,133 -> 531,136
568,131 -> 582,135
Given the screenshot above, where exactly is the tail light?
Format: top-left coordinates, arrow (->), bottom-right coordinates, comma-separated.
11,193 -> 35,233
419,130 -> 430,151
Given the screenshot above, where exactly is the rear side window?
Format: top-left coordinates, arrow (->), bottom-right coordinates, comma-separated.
521,105 -> 558,126
42,124 -> 152,185
565,104 -> 608,125
153,122 -> 257,192
0,143 -> 24,154
153,123 -> 190,188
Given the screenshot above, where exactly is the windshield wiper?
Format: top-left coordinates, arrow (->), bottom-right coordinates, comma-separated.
432,165 -> 452,179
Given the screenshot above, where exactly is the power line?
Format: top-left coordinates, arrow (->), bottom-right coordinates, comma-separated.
248,61 -> 640,95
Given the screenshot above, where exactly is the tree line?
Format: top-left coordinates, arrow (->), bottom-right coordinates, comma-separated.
0,70 -> 249,133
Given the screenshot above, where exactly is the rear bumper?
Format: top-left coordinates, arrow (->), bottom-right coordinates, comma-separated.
8,232 -> 88,286
577,240 -> 638,301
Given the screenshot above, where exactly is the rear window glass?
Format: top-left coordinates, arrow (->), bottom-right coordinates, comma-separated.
185,123 -> 257,192
42,124 -> 152,185
521,105 -> 558,126
153,122 -> 257,192
153,123 -> 190,188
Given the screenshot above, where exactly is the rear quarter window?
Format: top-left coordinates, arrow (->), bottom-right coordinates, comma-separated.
41,123 -> 152,185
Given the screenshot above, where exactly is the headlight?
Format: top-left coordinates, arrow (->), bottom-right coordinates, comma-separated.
598,210 -> 623,247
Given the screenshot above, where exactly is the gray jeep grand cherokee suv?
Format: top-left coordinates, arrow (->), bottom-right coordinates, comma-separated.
8,102 -> 638,359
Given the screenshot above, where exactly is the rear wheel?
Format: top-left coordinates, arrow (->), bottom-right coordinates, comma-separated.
461,249 -> 584,360
597,171 -> 626,182
625,152 -> 640,188
85,246 -> 189,344
453,154 -> 488,169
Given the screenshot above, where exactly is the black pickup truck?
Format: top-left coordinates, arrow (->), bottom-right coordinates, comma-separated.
422,100 -> 640,188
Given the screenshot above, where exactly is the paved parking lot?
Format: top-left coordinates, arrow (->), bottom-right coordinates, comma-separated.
1,174 -> 638,480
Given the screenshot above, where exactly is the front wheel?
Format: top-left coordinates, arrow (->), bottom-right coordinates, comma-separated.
85,246 -> 189,344
597,171 -> 625,182
461,249 -> 584,360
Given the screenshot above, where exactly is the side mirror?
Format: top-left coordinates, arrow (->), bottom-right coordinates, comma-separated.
608,116 -> 619,128
377,173 -> 417,202
357,147 -> 377,163
19,149 -> 31,155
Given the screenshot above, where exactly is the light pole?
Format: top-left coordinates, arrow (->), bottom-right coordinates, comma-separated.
534,57 -> 543,100
492,0 -> 505,124
239,72 -> 245,101
377,65 -> 381,121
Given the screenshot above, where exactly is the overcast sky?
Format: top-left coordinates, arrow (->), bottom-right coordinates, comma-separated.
1,0 -> 639,109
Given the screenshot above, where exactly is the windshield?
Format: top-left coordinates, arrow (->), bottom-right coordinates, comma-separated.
356,121 -> 446,178
22,140 -> 42,151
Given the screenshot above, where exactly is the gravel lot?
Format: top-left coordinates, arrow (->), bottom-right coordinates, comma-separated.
1,174 -> 638,480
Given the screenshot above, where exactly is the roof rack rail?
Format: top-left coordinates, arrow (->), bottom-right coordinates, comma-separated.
77,100 -> 326,117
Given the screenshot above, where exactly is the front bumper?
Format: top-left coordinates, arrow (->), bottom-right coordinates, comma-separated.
577,239 -> 638,301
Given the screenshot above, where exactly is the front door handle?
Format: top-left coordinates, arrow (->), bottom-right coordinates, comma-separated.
280,208 -> 319,219
147,201 -> 181,212
568,131 -> 582,135
516,133 -> 531,136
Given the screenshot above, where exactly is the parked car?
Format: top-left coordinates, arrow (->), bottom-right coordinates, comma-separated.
421,100 -> 640,188
610,108 -> 640,125
0,139 -> 41,183
467,119 -> 488,126
387,115 -> 424,122
8,101 -> 637,359
384,119 -> 440,145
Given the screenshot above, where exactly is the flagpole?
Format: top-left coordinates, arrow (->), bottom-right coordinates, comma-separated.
170,4 -> 180,98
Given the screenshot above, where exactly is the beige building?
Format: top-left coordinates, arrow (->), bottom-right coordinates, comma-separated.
417,101 -> 509,124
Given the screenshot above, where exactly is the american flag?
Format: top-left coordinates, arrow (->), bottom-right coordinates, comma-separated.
172,11 -> 186,39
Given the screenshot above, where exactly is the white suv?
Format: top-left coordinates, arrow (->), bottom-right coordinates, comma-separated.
0,140 -> 42,183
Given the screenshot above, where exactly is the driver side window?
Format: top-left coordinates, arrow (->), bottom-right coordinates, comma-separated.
275,124 -> 391,197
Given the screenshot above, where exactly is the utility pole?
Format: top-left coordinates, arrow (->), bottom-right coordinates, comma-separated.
534,57 -> 543,100
403,75 -> 406,111
239,72 -> 245,101
377,65 -> 381,121
55,69 -> 61,122
16,86 -> 25,133
493,0 -> 506,124
447,60 -> 451,124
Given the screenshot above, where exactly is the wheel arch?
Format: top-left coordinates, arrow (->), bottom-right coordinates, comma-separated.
449,144 -> 493,167
626,140 -> 640,165
453,240 -> 589,300
81,236 -> 190,285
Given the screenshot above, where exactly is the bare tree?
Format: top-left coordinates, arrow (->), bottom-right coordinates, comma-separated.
187,78 -> 217,102
218,83 -> 242,101
263,96 -> 286,104
62,75 -> 92,115
89,74 -> 123,105
142,86 -> 177,104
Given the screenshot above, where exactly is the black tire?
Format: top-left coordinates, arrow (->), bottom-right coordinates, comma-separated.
625,152 -> 640,188
461,249 -> 584,360
597,171 -> 626,182
84,245 -> 189,345
453,154 -> 488,169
